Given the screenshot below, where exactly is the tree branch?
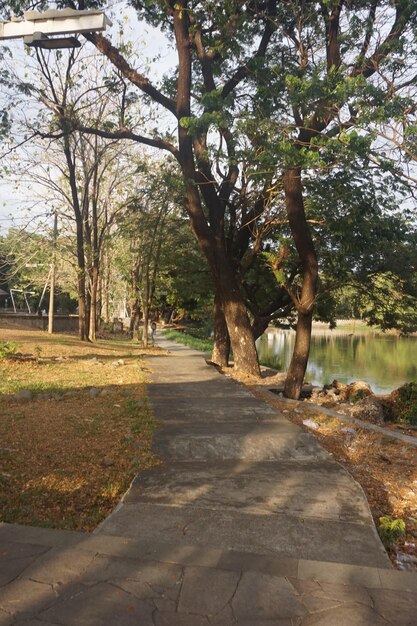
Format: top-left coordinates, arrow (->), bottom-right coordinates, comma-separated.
67,120 -> 179,159
221,1 -> 277,99
83,32 -> 178,117
352,2 -> 412,79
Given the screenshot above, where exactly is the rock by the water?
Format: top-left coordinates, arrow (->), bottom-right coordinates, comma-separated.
14,389 -> 33,401
325,389 -> 339,401
346,381 -> 373,401
303,419 -> 319,430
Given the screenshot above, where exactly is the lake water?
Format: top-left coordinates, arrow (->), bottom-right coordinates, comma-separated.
256,329 -> 417,394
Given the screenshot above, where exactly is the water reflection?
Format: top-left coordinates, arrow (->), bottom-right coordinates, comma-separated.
256,329 -> 417,394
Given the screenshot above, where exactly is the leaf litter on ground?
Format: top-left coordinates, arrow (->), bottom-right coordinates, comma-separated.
0,325 -> 162,531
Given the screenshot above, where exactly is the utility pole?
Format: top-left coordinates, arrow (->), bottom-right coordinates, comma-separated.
48,212 -> 58,334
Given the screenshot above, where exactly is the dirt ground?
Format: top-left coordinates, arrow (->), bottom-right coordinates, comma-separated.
0,325 -> 163,531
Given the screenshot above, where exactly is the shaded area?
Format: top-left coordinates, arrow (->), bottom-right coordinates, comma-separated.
1,523 -> 417,625
99,336 -> 389,569
1,335 -> 416,624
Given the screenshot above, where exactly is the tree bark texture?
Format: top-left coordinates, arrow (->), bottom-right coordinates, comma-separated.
215,253 -> 260,376
182,180 -> 261,375
283,167 -> 318,399
211,288 -> 230,367
172,4 -> 260,377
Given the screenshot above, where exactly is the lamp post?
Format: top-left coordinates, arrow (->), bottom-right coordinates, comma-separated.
0,8 -> 111,48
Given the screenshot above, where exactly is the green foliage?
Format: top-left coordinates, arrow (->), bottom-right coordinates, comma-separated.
378,516 -> 406,547
304,164 -> 417,332
5,0 -> 417,356
393,383 -> 417,425
350,389 -> 369,404
115,158 -> 213,324
163,329 -> 213,353
0,342 -> 18,358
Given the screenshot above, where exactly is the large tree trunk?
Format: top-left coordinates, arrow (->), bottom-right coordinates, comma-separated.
283,167 -> 318,399
179,171 -> 260,375
63,132 -> 89,342
285,311 -> 313,398
174,6 -> 259,377
85,287 -> 91,340
252,316 -> 270,342
216,260 -> 260,376
211,288 -> 230,367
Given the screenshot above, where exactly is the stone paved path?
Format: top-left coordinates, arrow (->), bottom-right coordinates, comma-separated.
1,335 -> 417,625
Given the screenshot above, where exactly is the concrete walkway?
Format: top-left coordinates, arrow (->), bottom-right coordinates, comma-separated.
1,336 -> 417,625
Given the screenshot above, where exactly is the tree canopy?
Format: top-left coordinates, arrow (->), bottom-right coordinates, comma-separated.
0,0 -> 416,396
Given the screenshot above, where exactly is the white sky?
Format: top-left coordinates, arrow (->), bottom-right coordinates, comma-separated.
0,5 -> 174,233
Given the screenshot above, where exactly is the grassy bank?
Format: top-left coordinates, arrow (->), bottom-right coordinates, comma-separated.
163,328 -> 214,353
0,326 -> 160,531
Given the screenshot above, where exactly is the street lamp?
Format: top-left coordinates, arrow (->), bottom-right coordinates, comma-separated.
24,32 -> 81,50
0,8 -> 111,49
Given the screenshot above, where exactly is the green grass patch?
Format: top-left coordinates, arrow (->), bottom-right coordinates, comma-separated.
163,329 -> 214,353
0,342 -> 19,358
334,323 -> 374,332
2,380 -> 65,396
123,397 -> 156,435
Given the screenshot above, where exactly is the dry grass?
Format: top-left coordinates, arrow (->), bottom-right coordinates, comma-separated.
0,325 -> 163,531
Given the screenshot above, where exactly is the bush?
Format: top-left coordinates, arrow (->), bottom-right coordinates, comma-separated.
350,389 -> 369,403
398,382 -> 417,404
378,516 -> 406,547
392,382 -> 417,425
0,342 -> 18,358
